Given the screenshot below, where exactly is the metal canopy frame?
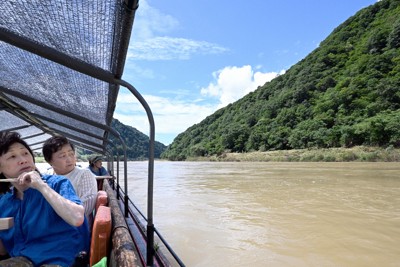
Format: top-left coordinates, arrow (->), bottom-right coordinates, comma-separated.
0,1 -> 160,266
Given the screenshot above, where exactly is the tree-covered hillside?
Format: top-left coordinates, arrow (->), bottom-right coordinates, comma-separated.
109,118 -> 167,160
162,0 -> 400,161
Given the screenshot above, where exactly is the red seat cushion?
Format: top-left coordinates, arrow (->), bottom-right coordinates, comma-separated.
90,205 -> 111,266
95,190 -> 108,212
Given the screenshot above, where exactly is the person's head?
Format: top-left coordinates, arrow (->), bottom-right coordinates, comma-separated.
42,135 -> 76,175
89,155 -> 103,168
0,131 -> 36,193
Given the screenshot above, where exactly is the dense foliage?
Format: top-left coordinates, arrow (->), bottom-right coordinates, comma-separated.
108,118 -> 167,160
162,0 -> 400,161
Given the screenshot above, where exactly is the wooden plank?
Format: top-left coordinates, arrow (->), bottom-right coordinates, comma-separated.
95,176 -> 115,180
0,178 -> 17,182
0,217 -> 14,230
103,180 -> 142,267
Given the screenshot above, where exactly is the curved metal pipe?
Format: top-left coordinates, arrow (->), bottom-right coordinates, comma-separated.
116,79 -> 155,267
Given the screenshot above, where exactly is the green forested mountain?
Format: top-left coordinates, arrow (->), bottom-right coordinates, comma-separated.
109,118 -> 167,160
162,0 -> 400,161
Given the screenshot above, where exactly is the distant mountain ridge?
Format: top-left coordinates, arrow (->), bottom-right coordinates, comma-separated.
109,118 -> 167,160
162,0 -> 400,160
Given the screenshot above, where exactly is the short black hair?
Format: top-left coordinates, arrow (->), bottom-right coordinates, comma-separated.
0,131 -> 34,158
42,135 -> 75,163
0,131 -> 35,194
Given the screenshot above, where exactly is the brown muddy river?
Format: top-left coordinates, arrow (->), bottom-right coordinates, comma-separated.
125,161 -> 400,267
39,161 -> 400,266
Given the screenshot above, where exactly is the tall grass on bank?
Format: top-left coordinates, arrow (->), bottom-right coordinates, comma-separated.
187,146 -> 400,162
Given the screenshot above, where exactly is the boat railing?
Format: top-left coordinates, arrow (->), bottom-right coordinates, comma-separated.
112,181 -> 186,267
0,1 -> 185,265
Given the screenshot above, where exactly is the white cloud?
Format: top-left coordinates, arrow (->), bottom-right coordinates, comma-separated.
128,36 -> 228,61
116,1 -> 283,144
132,0 -> 179,40
115,65 -> 285,144
115,0 -> 231,144
115,90 -> 217,144
200,65 -> 283,108
127,0 -> 228,61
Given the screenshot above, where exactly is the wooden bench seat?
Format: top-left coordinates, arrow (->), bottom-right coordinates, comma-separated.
95,190 -> 108,212
90,190 -> 112,266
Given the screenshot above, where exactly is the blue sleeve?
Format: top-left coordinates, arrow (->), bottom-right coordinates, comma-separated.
42,174 -> 82,205
100,167 -> 108,176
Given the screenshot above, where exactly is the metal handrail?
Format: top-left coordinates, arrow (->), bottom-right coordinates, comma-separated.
117,186 -> 186,267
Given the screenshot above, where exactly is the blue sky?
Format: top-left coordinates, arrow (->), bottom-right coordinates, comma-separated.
115,0 -> 377,145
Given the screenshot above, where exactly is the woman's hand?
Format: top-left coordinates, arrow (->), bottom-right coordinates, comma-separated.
15,171 -> 45,191
18,171 -> 44,187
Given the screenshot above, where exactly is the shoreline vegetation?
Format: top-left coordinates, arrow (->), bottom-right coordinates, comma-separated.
34,146 -> 400,163
185,146 -> 400,162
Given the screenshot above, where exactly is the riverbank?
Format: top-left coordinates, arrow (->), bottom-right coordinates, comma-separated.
34,146 -> 400,163
186,146 -> 400,162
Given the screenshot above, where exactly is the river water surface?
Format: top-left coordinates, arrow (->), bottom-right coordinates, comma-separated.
37,161 -> 400,266
123,161 -> 400,267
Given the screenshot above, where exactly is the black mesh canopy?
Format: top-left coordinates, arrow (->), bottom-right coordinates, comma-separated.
0,2 -> 172,265
0,0 -> 138,153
